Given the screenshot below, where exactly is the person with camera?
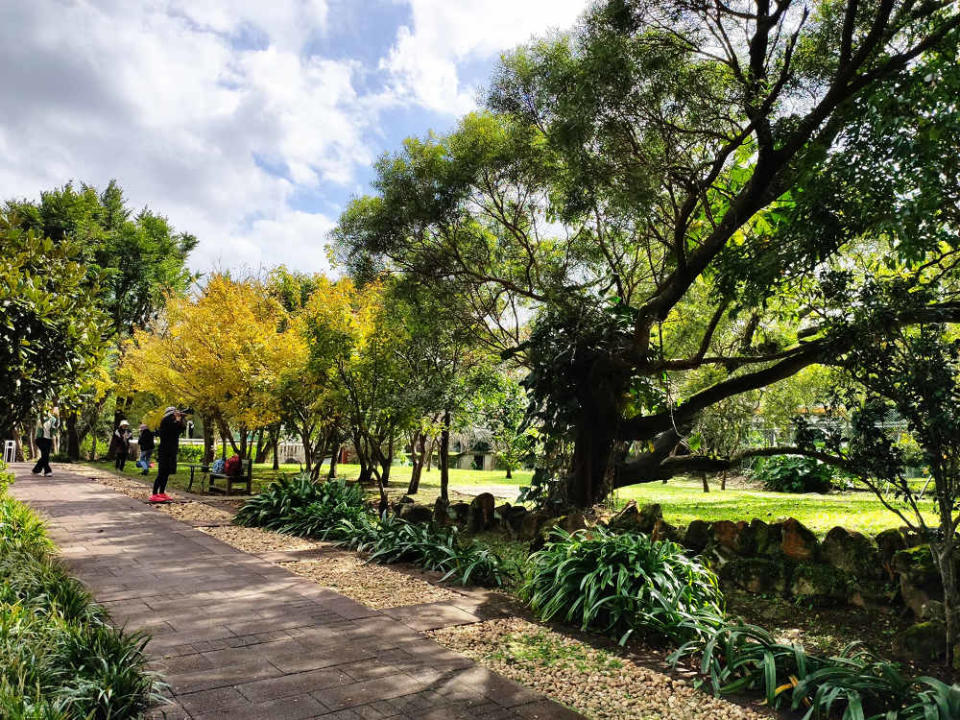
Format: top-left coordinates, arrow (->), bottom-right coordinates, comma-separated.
151,406 -> 186,502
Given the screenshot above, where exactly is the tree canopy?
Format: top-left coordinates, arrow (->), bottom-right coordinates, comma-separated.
334,0 -> 960,506
0,211 -> 106,436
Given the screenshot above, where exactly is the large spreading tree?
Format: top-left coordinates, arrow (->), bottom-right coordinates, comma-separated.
334,0 -> 960,506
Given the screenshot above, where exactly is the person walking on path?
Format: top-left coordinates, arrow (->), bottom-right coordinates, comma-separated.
136,422 -> 154,476
31,407 -> 59,476
110,420 -> 133,471
151,407 -> 185,503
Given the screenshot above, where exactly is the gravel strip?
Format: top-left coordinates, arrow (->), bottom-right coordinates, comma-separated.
428,618 -> 771,720
92,472 -> 236,525
93,473 -> 152,501
198,525 -> 323,553
155,501 -> 235,525
279,556 -> 461,609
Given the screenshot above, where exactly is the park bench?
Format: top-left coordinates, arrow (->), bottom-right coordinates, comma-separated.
207,458 -> 254,495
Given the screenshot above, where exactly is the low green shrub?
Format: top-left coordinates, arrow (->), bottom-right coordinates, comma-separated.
0,550 -> 103,624
0,472 -> 160,718
0,495 -> 54,557
519,527 -> 724,645
751,455 -> 834,493
237,474 -> 509,586
335,515 -> 510,587
234,474 -> 366,536
177,445 -> 204,464
671,621 -> 960,720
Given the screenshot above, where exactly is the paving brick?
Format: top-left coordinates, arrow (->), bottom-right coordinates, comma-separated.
8,465 -> 584,720
192,693 -> 328,720
381,602 -> 482,631
238,667 -> 352,703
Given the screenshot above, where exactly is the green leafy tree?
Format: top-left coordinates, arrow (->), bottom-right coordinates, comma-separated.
390,284 -> 497,504
0,211 -> 106,441
7,181 -> 196,457
816,319 -> 960,666
335,0 -> 960,506
9,181 -> 196,338
266,268 -> 342,477
473,374 -> 536,479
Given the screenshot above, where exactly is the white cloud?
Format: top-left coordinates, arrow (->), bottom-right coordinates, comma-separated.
382,0 -> 589,114
0,0 -> 363,274
191,209 -> 336,274
0,0 -> 592,274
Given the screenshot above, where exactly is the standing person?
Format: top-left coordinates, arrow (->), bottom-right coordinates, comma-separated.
110,420 -> 133,471
136,422 -> 155,476
31,407 -> 59,476
151,407 -> 185,503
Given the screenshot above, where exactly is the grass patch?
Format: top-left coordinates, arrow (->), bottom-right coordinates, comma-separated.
490,628 -> 624,674
85,460 -> 526,496
615,478 -> 937,536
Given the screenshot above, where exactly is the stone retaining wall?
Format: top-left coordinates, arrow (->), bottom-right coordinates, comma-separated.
389,494 -> 953,660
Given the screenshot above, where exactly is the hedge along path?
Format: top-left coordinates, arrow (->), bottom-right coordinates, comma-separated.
8,464 -> 580,720
72,464 -> 775,719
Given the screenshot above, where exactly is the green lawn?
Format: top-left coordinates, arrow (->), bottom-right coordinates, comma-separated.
84,458 -> 929,537
84,459 -> 526,496
616,478 -> 936,537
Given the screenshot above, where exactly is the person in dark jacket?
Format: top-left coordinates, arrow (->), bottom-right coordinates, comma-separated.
136,423 -> 155,476
151,407 -> 185,502
110,420 -> 132,471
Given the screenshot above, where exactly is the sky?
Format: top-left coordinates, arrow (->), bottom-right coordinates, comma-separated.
0,0 -> 591,273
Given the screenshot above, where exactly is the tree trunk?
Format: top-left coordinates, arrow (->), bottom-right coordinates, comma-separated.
373,469 -> 389,517
217,416 -> 240,457
355,431 -> 373,484
239,426 -> 248,460
702,473 -> 710,493
254,428 -> 266,463
327,442 -> 340,479
439,410 -> 451,504
506,466 -> 512,479
12,427 -> 24,461
201,415 -> 215,464
381,433 -> 394,486
425,436 -> 436,472
66,410 -> 81,461
302,423 -> 313,476
27,423 -> 37,461
565,417 -> 616,507
721,470 -> 727,491
272,432 -> 279,470
407,432 -> 426,495
311,432 -> 328,481
935,542 -> 957,667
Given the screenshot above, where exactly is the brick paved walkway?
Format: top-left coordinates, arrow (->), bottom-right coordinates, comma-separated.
9,465 -> 581,720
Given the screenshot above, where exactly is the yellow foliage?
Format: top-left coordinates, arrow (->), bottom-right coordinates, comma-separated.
122,274 -> 306,429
